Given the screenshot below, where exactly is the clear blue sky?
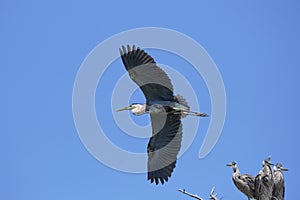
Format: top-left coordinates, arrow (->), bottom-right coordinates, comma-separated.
1,1 -> 299,199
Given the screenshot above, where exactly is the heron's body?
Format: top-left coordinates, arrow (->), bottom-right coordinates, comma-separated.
227,162 -> 255,200
255,157 -> 274,200
272,163 -> 288,200
117,45 -> 208,185
130,99 -> 192,116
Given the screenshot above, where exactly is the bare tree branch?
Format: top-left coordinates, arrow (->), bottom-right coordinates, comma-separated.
209,187 -> 218,200
178,187 -> 219,200
178,188 -> 204,200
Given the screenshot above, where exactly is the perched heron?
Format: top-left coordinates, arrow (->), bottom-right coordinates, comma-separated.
226,161 -> 255,200
272,163 -> 288,200
255,157 -> 274,200
116,45 -> 208,185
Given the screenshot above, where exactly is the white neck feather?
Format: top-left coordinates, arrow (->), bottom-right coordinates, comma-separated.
132,104 -> 146,115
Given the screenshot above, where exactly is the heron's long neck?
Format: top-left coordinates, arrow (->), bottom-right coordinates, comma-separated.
264,165 -> 272,173
233,167 -> 240,174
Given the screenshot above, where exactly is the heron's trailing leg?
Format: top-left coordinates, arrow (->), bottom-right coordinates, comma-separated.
182,110 -> 209,117
170,110 -> 208,117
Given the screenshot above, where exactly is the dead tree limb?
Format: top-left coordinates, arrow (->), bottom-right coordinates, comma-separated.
178,187 -> 219,200
209,187 -> 218,200
178,188 -> 204,200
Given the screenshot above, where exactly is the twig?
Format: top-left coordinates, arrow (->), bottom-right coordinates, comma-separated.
209,187 -> 218,200
178,188 -> 204,200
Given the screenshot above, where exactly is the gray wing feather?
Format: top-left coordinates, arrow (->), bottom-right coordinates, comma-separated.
119,45 -> 174,102
147,113 -> 182,185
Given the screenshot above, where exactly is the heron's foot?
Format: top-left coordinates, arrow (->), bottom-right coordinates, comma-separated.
195,112 -> 209,117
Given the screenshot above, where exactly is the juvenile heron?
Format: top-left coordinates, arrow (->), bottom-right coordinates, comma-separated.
272,163 -> 288,200
226,161 -> 255,200
255,157 -> 274,200
116,45 -> 208,185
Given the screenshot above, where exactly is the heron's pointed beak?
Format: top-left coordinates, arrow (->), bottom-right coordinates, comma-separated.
116,106 -> 131,112
226,163 -> 233,167
281,167 -> 288,171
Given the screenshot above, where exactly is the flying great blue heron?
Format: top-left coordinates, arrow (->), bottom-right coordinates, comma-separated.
255,157 -> 274,200
116,45 -> 208,185
272,163 -> 288,200
226,161 -> 255,200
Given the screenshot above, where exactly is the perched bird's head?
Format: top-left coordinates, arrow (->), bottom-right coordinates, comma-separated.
274,163 -> 288,172
226,161 -> 237,169
262,156 -> 274,167
116,103 -> 145,115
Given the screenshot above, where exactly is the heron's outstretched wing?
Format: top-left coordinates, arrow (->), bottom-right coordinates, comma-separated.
119,45 -> 174,102
147,113 -> 182,185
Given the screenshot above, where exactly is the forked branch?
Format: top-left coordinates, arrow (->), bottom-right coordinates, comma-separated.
178,188 -> 204,200
178,187 -> 218,200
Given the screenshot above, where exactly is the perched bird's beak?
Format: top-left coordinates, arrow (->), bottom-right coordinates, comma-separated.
281,167 -> 289,171
116,106 -> 132,112
226,163 -> 233,167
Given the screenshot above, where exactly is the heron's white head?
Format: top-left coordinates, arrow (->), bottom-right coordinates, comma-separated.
116,103 -> 146,115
